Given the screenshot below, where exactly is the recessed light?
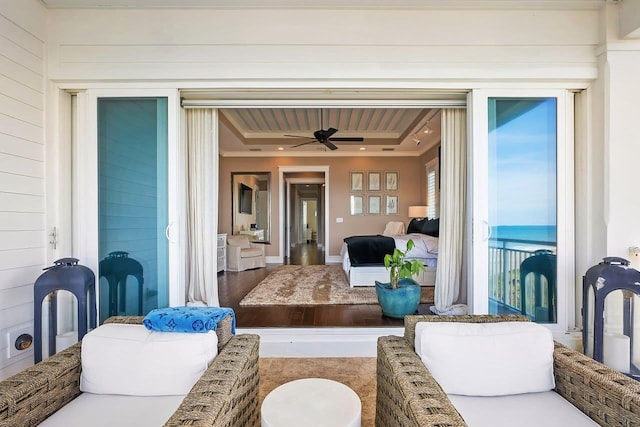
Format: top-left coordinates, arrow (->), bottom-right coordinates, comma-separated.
277,147 -> 284,151
360,147 -> 366,151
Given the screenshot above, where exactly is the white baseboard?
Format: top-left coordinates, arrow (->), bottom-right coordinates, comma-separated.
265,256 -> 282,264
237,327 -> 403,357
326,255 -> 342,264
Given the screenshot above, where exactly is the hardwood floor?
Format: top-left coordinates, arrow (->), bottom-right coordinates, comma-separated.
218,242 -> 433,328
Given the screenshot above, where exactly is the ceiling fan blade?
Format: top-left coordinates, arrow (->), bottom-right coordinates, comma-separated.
284,134 -> 314,139
324,128 -> 338,138
329,137 -> 364,142
291,140 -> 318,148
322,140 -> 338,151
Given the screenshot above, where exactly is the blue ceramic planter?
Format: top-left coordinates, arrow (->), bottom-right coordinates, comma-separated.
375,278 -> 421,319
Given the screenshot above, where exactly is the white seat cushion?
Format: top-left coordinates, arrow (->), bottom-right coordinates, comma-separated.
415,321 -> 555,396
39,393 -> 185,427
240,247 -> 263,258
449,391 -> 599,427
80,324 -> 217,396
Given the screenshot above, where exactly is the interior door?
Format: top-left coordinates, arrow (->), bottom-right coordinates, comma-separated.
471,89 -> 574,332
76,90 -> 181,324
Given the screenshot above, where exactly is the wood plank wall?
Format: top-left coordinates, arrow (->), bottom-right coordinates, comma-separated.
0,0 -> 46,380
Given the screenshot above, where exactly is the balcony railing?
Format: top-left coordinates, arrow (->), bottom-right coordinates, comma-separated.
488,237 -> 556,315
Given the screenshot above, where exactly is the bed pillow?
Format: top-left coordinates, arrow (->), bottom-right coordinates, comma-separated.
421,218 -> 439,237
80,324 -> 218,396
407,218 -> 425,234
415,321 -> 555,396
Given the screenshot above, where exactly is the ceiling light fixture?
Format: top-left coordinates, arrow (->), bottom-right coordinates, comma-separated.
412,134 -> 421,146
360,147 -> 366,151
423,121 -> 433,135
277,147 -> 284,151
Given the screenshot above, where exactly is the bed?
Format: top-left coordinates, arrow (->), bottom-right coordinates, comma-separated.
341,218 -> 439,288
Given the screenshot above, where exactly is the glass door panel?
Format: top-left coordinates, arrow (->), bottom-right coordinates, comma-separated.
97,98 -> 168,323
487,98 -> 557,323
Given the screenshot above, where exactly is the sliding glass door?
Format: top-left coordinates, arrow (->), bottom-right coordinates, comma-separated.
75,90 -> 181,324
96,98 -> 169,323
471,90 -> 574,331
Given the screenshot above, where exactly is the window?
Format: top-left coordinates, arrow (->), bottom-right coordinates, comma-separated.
426,158 -> 439,219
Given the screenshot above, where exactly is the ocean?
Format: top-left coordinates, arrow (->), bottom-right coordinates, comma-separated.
491,225 -> 557,244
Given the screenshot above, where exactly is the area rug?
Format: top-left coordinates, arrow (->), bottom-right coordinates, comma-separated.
239,264 -> 434,306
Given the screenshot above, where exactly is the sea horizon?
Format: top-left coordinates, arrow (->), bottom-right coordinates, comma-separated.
491,225 -> 557,244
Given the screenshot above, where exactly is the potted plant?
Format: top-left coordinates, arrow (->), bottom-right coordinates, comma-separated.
375,239 -> 426,318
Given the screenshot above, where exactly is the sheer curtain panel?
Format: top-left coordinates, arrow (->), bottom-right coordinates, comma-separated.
185,109 -> 220,306
432,108 -> 468,315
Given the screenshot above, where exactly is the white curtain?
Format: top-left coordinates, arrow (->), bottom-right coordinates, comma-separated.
185,108 -> 220,306
432,108 -> 468,315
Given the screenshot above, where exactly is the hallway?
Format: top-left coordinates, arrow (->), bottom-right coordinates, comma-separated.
284,242 -> 325,265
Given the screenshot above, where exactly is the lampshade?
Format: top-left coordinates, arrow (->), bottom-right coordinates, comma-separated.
408,205 -> 428,219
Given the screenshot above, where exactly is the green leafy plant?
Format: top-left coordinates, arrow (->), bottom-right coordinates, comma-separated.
383,239 -> 426,289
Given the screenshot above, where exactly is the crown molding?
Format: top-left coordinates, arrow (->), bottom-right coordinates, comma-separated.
41,0 -> 605,10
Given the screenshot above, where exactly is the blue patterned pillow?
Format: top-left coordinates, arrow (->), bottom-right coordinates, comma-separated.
143,306 -> 235,334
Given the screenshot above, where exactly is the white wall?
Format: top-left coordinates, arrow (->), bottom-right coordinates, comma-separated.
46,7 -> 599,83
0,0 -> 46,380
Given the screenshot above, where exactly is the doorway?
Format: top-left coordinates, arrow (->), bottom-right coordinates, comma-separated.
281,170 -> 327,265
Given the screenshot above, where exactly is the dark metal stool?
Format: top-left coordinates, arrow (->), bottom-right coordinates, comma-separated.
583,257 -> 640,378
34,258 -> 96,363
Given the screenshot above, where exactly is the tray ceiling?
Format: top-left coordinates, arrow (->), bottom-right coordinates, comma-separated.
218,107 -> 442,155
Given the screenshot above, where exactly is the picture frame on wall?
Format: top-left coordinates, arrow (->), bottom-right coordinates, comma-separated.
367,171 -> 381,191
350,171 -> 364,192
350,195 -> 364,215
368,195 -> 381,215
385,194 -> 398,215
385,171 -> 399,191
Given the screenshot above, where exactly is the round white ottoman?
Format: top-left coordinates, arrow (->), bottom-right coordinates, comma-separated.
261,378 -> 361,427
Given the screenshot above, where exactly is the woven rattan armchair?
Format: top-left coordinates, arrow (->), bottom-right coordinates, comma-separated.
376,314 -> 640,427
0,315 -> 260,427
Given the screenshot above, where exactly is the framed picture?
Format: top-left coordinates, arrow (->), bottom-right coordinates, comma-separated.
350,171 -> 364,192
385,171 -> 399,191
368,195 -> 381,215
350,195 -> 364,215
385,194 -> 398,215
367,171 -> 381,191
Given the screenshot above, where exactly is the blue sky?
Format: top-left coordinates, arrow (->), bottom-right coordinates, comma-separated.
488,98 -> 557,227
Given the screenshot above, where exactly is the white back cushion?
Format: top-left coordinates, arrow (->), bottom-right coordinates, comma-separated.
80,324 -> 218,396
415,321 -> 555,396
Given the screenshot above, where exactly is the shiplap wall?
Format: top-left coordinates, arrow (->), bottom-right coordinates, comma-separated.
0,0 -> 46,380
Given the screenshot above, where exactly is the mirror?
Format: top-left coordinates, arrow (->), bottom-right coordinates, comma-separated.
231,172 -> 271,243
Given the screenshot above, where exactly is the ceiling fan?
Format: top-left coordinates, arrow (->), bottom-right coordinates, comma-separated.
285,109 -> 364,151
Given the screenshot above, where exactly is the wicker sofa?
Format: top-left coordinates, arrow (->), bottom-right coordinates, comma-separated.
376,314 -> 640,427
0,315 -> 260,427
